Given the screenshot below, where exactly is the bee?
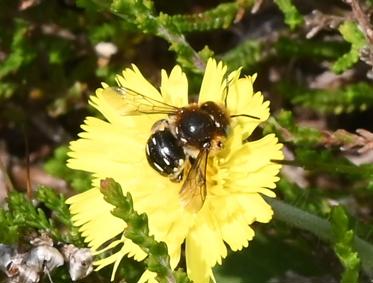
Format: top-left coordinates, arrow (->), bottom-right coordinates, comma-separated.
103,85 -> 258,212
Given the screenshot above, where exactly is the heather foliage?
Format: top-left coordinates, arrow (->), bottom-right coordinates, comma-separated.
1,1 -> 373,282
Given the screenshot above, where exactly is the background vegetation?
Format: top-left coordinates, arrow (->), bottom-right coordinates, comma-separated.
1,0 -> 373,282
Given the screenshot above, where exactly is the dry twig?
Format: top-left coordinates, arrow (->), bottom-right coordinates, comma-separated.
323,128 -> 373,153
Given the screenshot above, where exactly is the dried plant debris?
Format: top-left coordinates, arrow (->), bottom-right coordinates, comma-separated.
59,244 -> 93,281
346,0 -> 373,45
323,128 -> 373,154
304,10 -> 345,39
0,235 -> 93,282
360,46 -> 373,79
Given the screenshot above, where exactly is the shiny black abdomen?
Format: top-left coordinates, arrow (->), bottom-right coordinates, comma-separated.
145,129 -> 185,176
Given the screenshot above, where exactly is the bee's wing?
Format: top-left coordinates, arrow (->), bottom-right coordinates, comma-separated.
179,149 -> 208,212
102,86 -> 178,116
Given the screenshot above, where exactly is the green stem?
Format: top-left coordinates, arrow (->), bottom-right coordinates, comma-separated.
155,26 -> 206,73
265,197 -> 373,277
100,179 -> 191,283
100,0 -> 258,73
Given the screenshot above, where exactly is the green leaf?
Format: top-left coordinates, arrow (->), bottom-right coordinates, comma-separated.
0,19 -> 36,80
0,210 -> 19,244
266,198 -> 373,277
76,0 -> 106,10
0,82 -> 17,99
0,189 -> 84,246
6,192 -> 62,239
267,110 -> 322,146
277,81 -> 373,114
222,39 -> 262,71
158,1 -> 255,33
332,21 -> 366,73
36,187 -> 84,245
89,22 -> 118,43
110,0 -> 157,32
276,37 -> 348,59
331,206 -> 361,283
295,148 -> 373,180
274,0 -> 304,29
76,0 -> 204,73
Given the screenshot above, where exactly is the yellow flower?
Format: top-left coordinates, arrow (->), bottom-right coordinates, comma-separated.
67,58 -> 283,283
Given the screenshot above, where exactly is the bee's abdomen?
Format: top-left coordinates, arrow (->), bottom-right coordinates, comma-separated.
145,129 -> 185,178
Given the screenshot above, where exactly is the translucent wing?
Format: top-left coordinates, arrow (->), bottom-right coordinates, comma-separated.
179,149 -> 209,212
101,86 -> 179,116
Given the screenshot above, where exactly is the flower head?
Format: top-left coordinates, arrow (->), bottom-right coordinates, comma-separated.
67,58 -> 283,283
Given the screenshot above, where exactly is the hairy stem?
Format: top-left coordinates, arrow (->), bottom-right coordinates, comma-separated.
266,197 -> 373,277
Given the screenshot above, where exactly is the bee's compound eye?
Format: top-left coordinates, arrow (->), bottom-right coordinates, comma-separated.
146,129 -> 186,178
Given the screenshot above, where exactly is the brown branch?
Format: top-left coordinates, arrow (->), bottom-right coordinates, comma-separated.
346,0 -> 373,45
304,10 -> 345,39
322,128 -> 373,153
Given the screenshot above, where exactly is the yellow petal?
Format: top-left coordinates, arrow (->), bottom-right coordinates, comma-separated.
198,58 -> 227,104
68,117 -> 146,165
93,239 -> 123,255
237,193 -> 274,223
185,236 -> 218,283
206,192 -> 261,251
116,64 -> 161,101
138,270 -> 158,283
94,250 -> 123,271
126,178 -> 195,269
161,65 -> 188,107
185,207 -> 227,283
219,212 -> 255,251
228,134 -> 283,171
67,188 -> 126,250
94,237 -> 147,282
226,77 -> 270,139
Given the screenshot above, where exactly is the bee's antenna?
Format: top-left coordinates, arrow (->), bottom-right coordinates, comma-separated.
230,114 -> 260,120
223,76 -> 229,108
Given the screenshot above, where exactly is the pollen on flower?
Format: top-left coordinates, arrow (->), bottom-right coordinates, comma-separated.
66,58 -> 283,283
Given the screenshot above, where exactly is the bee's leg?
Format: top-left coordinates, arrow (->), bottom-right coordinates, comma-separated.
150,119 -> 169,133
169,169 -> 184,183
